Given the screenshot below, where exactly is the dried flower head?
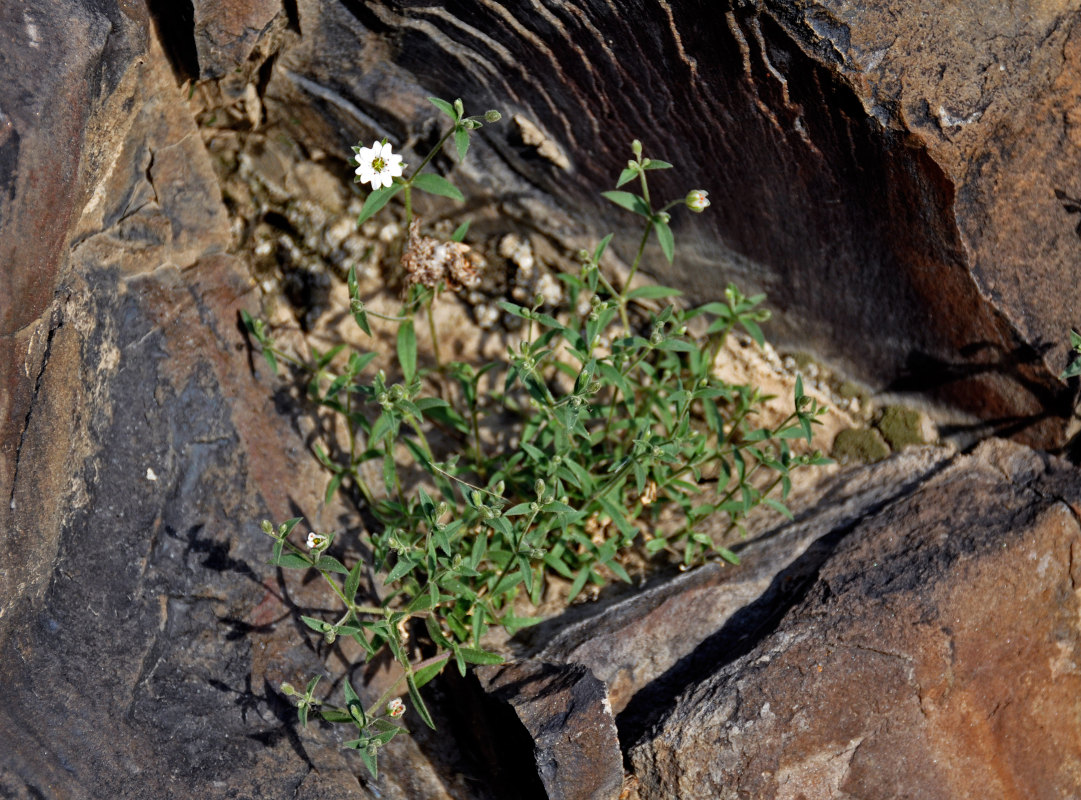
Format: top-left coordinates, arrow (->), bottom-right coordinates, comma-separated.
401,218 -> 483,293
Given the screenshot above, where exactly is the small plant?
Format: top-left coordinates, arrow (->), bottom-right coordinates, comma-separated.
243,97 -> 828,776
1061,330 -> 1081,380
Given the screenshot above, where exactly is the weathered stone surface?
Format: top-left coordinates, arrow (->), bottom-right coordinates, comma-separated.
466,661 -> 625,800
260,0 -> 1081,446
628,440 -> 1081,799
0,20 -> 442,800
532,448 -> 953,718
0,0 -> 149,573
192,0 -> 286,79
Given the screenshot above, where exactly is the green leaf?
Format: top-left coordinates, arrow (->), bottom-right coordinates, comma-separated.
413,658 -> 447,688
655,220 -> 675,263
459,647 -> 504,665
412,172 -> 464,201
357,745 -> 378,779
314,555 -> 349,574
594,233 -> 614,262
499,614 -> 544,635
741,318 -> 765,347
451,220 -> 471,242
601,190 -> 651,217
300,615 -> 329,633
357,183 -> 403,224
406,674 -> 436,729
428,96 -> 458,120
352,306 -> 372,337
567,567 -> 591,602
345,560 -> 364,604
642,158 -> 673,170
454,126 -> 470,161
626,285 -> 682,300
273,552 -> 311,569
397,320 -> 417,382
616,167 -> 638,187
324,472 -> 343,505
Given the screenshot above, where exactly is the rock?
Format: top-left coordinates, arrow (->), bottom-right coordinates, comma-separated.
0,20 -> 446,800
462,661 -> 625,800
628,439 -> 1081,798
258,0 -> 1081,446
0,0 -> 149,543
531,448 -> 951,718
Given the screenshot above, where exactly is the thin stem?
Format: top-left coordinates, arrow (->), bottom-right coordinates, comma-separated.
408,127 -> 457,180
426,292 -> 442,368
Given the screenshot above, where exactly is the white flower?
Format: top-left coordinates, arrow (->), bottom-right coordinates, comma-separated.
387,698 -> 406,718
685,189 -> 710,213
306,531 -> 329,550
354,140 -> 404,190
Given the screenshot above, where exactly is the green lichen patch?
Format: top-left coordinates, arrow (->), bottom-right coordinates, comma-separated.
831,427 -> 890,465
876,405 -> 927,450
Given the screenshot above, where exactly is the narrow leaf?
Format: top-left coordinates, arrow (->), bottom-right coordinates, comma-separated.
601,190 -> 651,217
397,320 -> 417,382
412,172 -> 464,201
357,183 -> 403,224
655,220 -> 675,263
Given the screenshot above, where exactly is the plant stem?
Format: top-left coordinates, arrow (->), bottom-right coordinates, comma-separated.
426,292 -> 442,368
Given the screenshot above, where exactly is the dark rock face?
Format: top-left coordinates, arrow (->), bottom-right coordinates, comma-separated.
264,0 -> 1081,446
627,440 -> 1081,799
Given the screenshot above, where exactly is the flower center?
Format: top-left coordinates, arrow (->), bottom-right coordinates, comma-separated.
371,156 -> 386,172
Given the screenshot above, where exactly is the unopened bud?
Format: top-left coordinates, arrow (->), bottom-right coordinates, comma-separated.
631,139 -> 643,157
484,110 -> 502,122
453,98 -> 465,117
462,118 -> 480,129
281,682 -> 297,696
685,189 -> 710,213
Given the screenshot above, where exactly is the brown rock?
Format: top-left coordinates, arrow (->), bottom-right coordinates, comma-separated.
533,448 -> 953,718
261,0 -> 1081,446
468,661 -> 625,800
629,440 -> 1081,799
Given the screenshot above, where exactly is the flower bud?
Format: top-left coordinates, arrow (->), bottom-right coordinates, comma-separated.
261,520 -> 274,536
463,118 -> 480,129
655,211 -> 671,225
280,682 -> 296,696
484,110 -> 502,122
453,98 -> 465,117
631,139 -> 643,157
350,298 -> 364,314
534,478 -> 546,496
685,189 -> 710,213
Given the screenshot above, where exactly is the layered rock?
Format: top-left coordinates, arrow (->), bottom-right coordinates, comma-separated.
257,0 -> 1081,446
626,440 -> 1081,798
